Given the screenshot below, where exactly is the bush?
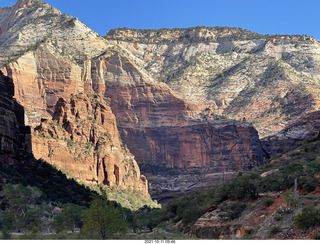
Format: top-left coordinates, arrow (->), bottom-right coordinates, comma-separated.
314,233 -> 320,240
0,184 -> 51,232
270,226 -> 282,236
299,175 -> 317,192
1,229 -> 11,240
245,228 -> 254,235
218,201 -> 246,221
263,198 -> 274,207
53,203 -> 87,233
295,206 -> 320,229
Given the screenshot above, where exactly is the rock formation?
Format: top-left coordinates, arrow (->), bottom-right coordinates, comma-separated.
7,1 -> 319,199
105,82 -> 266,199
0,70 -> 31,165
32,93 -> 149,195
106,28 -> 320,144
87,49 -> 266,199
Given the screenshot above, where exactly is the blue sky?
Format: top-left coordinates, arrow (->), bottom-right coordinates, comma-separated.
1,0 -> 320,39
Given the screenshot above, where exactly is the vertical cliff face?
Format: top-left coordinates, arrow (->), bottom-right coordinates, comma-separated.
0,70 -> 30,166
104,82 -> 266,199
106,83 -> 265,170
1,44 -> 87,127
32,93 -> 149,196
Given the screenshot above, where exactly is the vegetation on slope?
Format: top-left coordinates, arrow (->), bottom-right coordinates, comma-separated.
131,132 -> 320,239
2,131 -> 320,240
105,26 -> 265,44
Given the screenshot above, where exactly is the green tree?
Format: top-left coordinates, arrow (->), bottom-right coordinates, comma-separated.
295,206 -> 320,229
81,193 -> 127,239
53,203 -> 87,233
132,207 -> 164,232
0,184 -> 50,232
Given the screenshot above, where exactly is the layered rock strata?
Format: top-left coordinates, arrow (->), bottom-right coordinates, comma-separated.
32,93 -> 149,195
104,82 -> 266,199
106,28 -> 320,143
87,50 -> 267,199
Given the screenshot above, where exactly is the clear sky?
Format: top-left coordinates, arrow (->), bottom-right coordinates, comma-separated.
1,0 -> 320,39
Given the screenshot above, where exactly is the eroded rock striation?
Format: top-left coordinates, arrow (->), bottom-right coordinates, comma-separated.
86,49 -> 266,199
32,93 -> 149,195
106,28 -> 320,144
105,83 -> 266,199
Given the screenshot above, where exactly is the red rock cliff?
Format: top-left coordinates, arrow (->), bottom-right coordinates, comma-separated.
32,93 -> 149,196
104,83 -> 266,199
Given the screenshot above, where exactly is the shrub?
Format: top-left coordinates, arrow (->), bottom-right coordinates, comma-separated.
314,233 -> 320,240
263,198 -> 274,207
1,229 -> 11,240
53,203 -> 87,233
299,175 -> 317,192
295,206 -> 320,229
242,227 -> 255,239
245,228 -> 254,235
218,201 -> 246,221
0,184 -> 50,232
270,226 -> 282,236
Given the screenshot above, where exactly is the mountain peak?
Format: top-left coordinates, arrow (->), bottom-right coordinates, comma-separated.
0,0 -> 108,63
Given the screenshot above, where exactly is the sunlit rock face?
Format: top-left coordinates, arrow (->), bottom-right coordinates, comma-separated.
32,93 -> 149,196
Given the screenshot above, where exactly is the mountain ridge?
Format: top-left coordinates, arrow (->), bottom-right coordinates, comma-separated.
106,26 -> 318,44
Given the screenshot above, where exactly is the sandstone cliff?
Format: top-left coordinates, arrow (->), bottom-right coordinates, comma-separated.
32,93 -> 149,196
108,84 -> 266,199
0,71 -> 97,206
88,49 -> 266,199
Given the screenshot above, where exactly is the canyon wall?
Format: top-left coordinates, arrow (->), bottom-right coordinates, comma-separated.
32,93 -> 149,195
89,50 -> 266,198
106,83 -> 266,199
1,1 -> 298,200
0,70 -> 31,166
106,28 -> 320,143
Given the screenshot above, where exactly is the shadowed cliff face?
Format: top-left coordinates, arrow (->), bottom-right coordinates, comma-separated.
0,70 -> 31,165
0,71 -> 99,206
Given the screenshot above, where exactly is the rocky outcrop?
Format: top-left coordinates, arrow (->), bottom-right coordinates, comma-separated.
32,93 -> 149,195
0,70 -> 31,165
262,110 -> 320,156
106,27 -> 265,44
0,0 -> 32,36
190,194 -> 289,239
0,0 -> 109,63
